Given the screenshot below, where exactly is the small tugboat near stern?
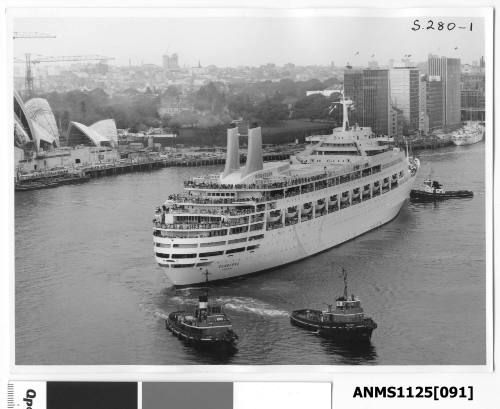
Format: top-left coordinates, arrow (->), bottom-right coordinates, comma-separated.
165,271 -> 238,348
290,268 -> 377,342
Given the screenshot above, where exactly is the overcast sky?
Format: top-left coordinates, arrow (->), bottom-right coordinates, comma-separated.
13,16 -> 485,67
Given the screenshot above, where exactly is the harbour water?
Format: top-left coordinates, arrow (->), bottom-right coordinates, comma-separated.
15,143 -> 486,365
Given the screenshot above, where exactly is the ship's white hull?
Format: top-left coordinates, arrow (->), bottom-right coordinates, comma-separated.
452,126 -> 484,146
161,176 -> 415,286
452,133 -> 484,146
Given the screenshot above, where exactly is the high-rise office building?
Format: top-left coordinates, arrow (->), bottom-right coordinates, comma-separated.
426,75 -> 444,130
461,71 -> 485,121
389,66 -> 420,134
418,75 -> 429,134
343,68 -> 391,135
362,69 -> 391,136
428,55 -> 461,126
343,69 -> 364,125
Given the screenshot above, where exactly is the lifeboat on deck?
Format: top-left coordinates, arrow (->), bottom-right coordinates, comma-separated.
301,203 -> 312,215
315,200 -> 325,212
267,210 -> 281,223
286,207 -> 298,218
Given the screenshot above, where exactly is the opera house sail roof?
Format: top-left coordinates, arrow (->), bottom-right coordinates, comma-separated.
13,92 -> 59,152
14,92 -> 36,149
67,119 -> 118,147
25,98 -> 61,147
14,91 -> 118,152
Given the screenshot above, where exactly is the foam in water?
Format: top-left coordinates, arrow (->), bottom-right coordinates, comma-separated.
217,296 -> 289,317
168,295 -> 289,317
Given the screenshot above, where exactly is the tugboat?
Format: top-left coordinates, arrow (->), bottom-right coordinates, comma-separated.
165,270 -> 238,349
410,179 -> 473,202
290,268 -> 377,342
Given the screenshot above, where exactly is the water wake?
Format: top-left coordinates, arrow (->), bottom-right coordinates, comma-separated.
168,295 -> 289,317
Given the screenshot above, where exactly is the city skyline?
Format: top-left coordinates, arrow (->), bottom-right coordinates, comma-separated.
13,16 -> 485,68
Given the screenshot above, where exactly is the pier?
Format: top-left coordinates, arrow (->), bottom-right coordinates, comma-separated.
16,151 -> 298,186
395,136 -> 454,151
82,152 -> 295,178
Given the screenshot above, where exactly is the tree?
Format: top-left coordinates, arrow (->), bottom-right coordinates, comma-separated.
193,82 -> 226,113
227,93 -> 254,119
163,85 -> 181,99
293,94 -> 331,121
253,98 -> 288,125
130,122 -> 148,133
170,111 -> 199,128
161,114 -> 173,128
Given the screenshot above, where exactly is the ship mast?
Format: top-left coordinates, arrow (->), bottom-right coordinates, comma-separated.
340,90 -> 353,131
342,268 -> 348,299
203,269 -> 210,298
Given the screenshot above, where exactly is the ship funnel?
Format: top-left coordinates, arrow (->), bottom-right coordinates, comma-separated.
198,295 -> 208,310
223,126 -> 240,177
242,126 -> 263,177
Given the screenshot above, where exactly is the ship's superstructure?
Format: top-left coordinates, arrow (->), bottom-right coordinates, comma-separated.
153,94 -> 420,286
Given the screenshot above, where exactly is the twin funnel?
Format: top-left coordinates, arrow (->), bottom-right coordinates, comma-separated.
223,125 -> 263,178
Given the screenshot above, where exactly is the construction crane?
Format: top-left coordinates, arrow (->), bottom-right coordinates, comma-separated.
13,32 -> 56,39
14,54 -> 114,97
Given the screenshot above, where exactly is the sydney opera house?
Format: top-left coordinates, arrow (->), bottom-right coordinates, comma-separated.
14,91 -> 118,153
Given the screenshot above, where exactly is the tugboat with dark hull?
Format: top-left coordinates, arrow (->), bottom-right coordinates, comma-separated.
290,268 -> 377,343
410,179 -> 473,202
165,271 -> 238,349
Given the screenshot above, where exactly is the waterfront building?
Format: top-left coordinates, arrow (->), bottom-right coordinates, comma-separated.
24,98 -> 61,147
343,69 -> 364,125
461,72 -> 485,121
389,66 -> 420,134
428,55 -> 461,126
343,68 -> 391,135
14,92 -> 59,153
390,106 -> 404,138
418,75 -> 429,135
67,119 -> 119,147
16,146 -> 119,173
425,75 -> 444,131
362,69 -> 391,136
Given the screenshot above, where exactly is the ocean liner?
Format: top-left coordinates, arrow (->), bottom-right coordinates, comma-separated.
153,94 -> 420,286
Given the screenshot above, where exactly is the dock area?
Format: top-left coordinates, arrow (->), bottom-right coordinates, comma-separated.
82,151 -> 296,177
15,149 -> 300,188
395,135 -> 454,151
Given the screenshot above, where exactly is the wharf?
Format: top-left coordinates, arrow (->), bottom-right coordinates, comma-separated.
77,152 -> 296,179
395,137 -> 453,151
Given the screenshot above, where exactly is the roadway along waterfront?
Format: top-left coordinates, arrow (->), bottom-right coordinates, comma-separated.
15,143 -> 486,365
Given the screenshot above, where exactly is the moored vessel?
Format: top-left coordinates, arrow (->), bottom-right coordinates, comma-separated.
290,268 -> 377,342
451,121 -> 484,146
153,91 -> 420,286
15,168 -> 90,191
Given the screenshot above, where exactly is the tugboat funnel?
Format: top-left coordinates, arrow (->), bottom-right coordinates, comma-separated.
198,295 -> 208,309
223,126 -> 240,177
242,126 -> 263,177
